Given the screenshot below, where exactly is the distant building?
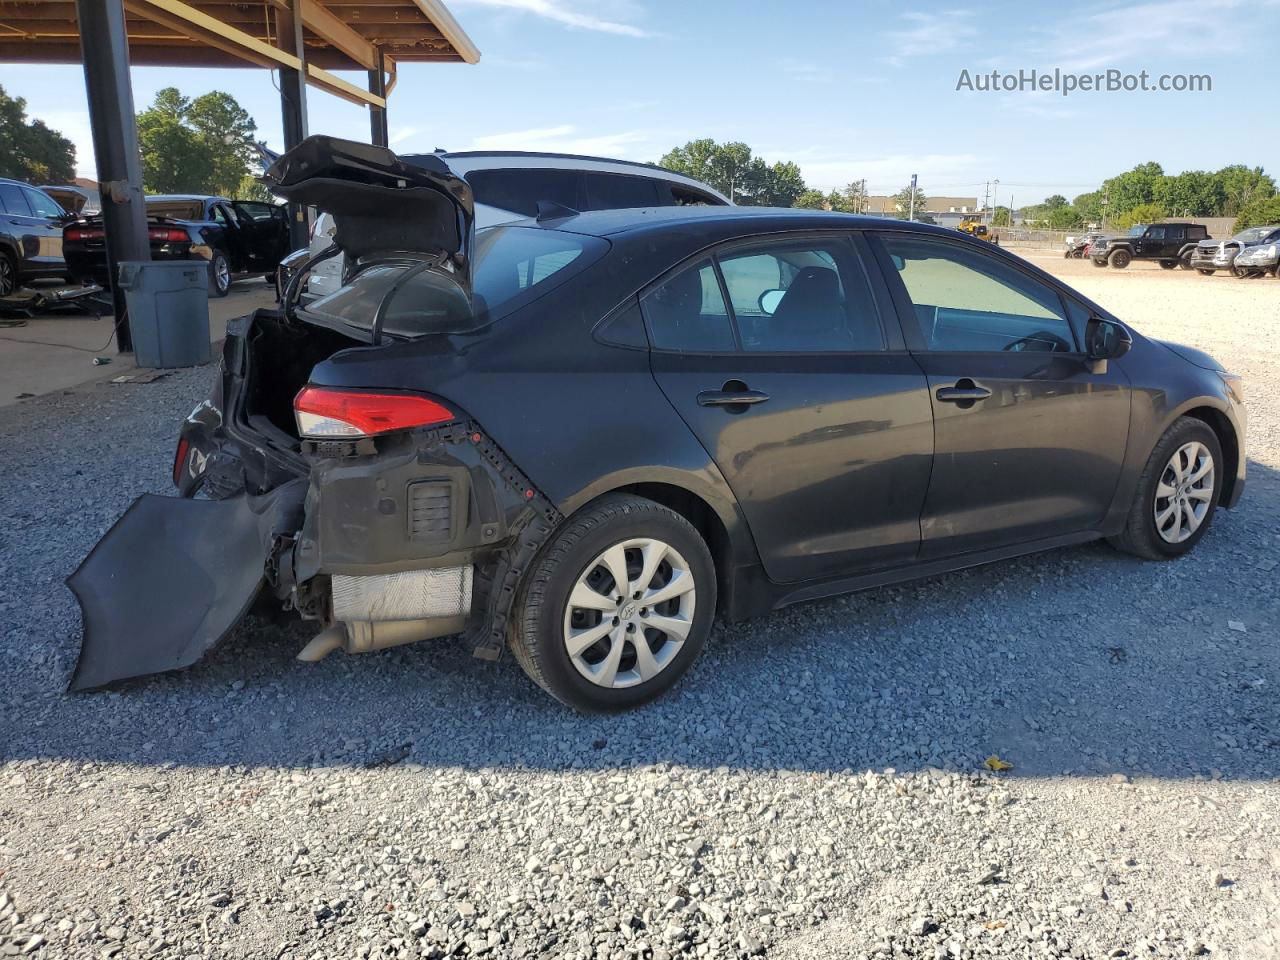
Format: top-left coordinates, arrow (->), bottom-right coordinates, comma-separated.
863,195 -> 979,216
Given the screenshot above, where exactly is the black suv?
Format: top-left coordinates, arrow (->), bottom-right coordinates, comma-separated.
64,195 -> 290,297
0,178 -> 71,295
1090,222 -> 1210,269
69,138 -> 1247,711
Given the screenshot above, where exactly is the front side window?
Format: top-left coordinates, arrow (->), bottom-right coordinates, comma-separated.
0,183 -> 31,216
22,188 -> 63,219
641,258 -> 735,353
1145,225 -> 1168,240
880,235 -> 1075,353
716,240 -> 884,352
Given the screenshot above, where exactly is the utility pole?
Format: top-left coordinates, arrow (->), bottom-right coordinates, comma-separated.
982,180 -> 990,221
992,179 -> 1000,226
908,173 -> 918,221
859,178 -> 867,214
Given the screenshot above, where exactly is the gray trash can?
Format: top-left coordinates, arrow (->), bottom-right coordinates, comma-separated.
117,261 -> 212,368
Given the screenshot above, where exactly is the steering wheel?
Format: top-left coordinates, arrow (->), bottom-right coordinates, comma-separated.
1003,331 -> 1064,353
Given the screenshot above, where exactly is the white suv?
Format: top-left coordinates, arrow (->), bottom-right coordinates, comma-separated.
300,151 -> 730,299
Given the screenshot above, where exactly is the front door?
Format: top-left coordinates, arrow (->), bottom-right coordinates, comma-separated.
871,232 -> 1131,559
643,233 -> 934,583
231,201 -> 290,270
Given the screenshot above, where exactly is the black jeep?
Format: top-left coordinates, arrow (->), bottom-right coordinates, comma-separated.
1090,222 -> 1210,270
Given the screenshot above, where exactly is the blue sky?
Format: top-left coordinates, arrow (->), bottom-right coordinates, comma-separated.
2,0 -> 1277,206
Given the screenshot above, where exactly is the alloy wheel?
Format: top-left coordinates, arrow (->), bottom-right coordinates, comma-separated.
215,257 -> 231,293
1154,441 -> 1215,544
0,255 -> 14,296
562,537 -> 696,689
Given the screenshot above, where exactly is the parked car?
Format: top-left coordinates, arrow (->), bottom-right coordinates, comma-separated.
1064,230 -> 1103,258
0,178 -> 71,296
70,136 -> 1247,712
294,150 -> 731,303
40,184 -> 98,216
1232,234 -> 1280,277
1189,225 -> 1280,276
1090,222 -> 1210,269
64,195 -> 291,297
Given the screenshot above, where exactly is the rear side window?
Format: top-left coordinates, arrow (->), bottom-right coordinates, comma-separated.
0,183 -> 30,216
582,173 -> 662,210
641,258 -> 736,353
23,188 -> 63,218
466,168 -> 579,217
1187,225 -> 1207,240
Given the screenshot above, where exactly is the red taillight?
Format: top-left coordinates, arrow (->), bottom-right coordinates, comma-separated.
148,227 -> 189,243
173,437 -> 191,487
293,386 -> 455,439
65,227 -> 104,242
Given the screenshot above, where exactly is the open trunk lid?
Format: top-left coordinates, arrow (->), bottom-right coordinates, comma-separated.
265,135 -> 475,296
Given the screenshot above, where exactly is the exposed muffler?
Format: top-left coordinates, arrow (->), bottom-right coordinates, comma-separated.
297,566 -> 472,662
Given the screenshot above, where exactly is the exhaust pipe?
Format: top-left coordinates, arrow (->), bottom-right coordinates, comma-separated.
296,616 -> 468,662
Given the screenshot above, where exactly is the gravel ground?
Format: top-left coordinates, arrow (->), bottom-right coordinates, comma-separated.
1,261 -> 1278,960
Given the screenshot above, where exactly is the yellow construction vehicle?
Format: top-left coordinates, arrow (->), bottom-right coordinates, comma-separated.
957,217 -> 989,238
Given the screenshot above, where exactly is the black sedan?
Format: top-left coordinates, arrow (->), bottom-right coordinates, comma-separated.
69,137 -> 1247,711
63,194 -> 290,297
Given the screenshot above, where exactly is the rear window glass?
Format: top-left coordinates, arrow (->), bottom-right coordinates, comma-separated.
300,225 -> 608,340
146,200 -> 205,220
466,169 -> 579,217
582,172 -> 662,210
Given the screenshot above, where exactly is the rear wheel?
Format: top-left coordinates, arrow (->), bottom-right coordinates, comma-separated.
1108,249 -> 1132,269
0,250 -> 16,296
1108,417 -> 1222,560
1197,268 -> 1215,276
1159,259 -> 1177,270
208,252 -> 231,298
511,494 -> 715,712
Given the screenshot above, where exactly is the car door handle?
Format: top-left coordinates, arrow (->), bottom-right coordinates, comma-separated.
697,388 -> 769,407
935,381 -> 992,403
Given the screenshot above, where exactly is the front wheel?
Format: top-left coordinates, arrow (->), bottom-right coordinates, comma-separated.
1178,253 -> 1194,270
0,250 -> 16,296
208,252 -> 231,298
1109,417 -> 1222,560
510,494 -> 716,711
1108,249 -> 1131,269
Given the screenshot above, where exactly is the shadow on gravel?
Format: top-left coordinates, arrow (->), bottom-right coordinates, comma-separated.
3,415 -> 1277,782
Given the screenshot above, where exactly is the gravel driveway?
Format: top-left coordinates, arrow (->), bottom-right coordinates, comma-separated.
1,262 -> 1277,960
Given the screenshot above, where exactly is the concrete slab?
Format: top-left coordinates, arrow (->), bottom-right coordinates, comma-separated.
0,280 -> 276,408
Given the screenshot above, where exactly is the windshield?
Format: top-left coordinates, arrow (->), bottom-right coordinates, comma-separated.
146,200 -> 204,220
300,225 -> 609,340
1127,225 -> 1146,236
1232,227 -> 1272,244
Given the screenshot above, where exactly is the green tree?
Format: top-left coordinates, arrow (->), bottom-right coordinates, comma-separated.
136,87 -> 260,196
1071,190 -> 1104,224
793,189 -> 828,210
0,84 -> 75,182
1046,206 -> 1082,230
1232,195 -> 1280,231
1116,202 -> 1166,229
1042,194 -> 1068,210
1215,165 -> 1275,217
1101,162 -> 1164,216
1155,171 -> 1224,217
891,182 -> 926,218
992,206 -> 1012,227
659,139 -> 809,206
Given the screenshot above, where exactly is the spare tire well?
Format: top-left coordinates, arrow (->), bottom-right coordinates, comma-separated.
1183,406 -> 1239,507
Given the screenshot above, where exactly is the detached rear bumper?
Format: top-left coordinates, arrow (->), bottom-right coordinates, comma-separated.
67,481 -> 306,690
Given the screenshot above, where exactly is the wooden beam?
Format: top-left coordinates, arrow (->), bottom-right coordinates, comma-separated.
123,0 -> 301,69
297,0 -> 375,69
409,0 -> 478,63
306,62 -> 385,107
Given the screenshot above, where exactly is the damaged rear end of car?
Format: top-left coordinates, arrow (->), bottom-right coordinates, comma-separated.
69,135 -> 568,690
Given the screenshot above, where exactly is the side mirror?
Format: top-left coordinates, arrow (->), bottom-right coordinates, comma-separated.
1085,317 -> 1132,373
758,288 -> 785,315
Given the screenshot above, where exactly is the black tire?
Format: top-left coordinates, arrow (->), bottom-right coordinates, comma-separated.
1108,249 -> 1131,269
1197,268 -> 1215,276
208,252 -> 231,298
1178,252 -> 1194,270
1108,417 -> 1223,561
1092,258 -> 1108,268
510,493 -> 716,712
0,249 -> 17,297
1159,259 -> 1177,270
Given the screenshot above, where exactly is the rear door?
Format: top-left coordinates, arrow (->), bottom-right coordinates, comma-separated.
211,202 -> 248,269
644,232 -> 934,583
20,186 -> 66,272
869,231 -> 1130,559
231,201 -> 290,270
0,183 -> 49,277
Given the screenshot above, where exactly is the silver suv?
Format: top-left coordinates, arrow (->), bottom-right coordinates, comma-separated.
299,151 -> 730,300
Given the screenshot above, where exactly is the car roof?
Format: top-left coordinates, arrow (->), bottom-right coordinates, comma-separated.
509,204 -> 958,239
146,194 -> 226,202
406,151 -> 730,203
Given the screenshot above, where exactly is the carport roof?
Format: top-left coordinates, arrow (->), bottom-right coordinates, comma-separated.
0,0 -> 479,104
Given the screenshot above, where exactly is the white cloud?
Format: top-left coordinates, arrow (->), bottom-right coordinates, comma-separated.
1045,0 -> 1246,71
389,126 -> 419,146
468,124 -> 652,157
884,9 -> 977,66
450,0 -> 651,37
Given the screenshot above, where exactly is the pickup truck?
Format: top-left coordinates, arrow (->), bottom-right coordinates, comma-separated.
63,194 -> 290,297
1089,221 -> 1210,270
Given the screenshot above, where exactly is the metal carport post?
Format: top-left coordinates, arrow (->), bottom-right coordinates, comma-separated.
74,0 -> 149,353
